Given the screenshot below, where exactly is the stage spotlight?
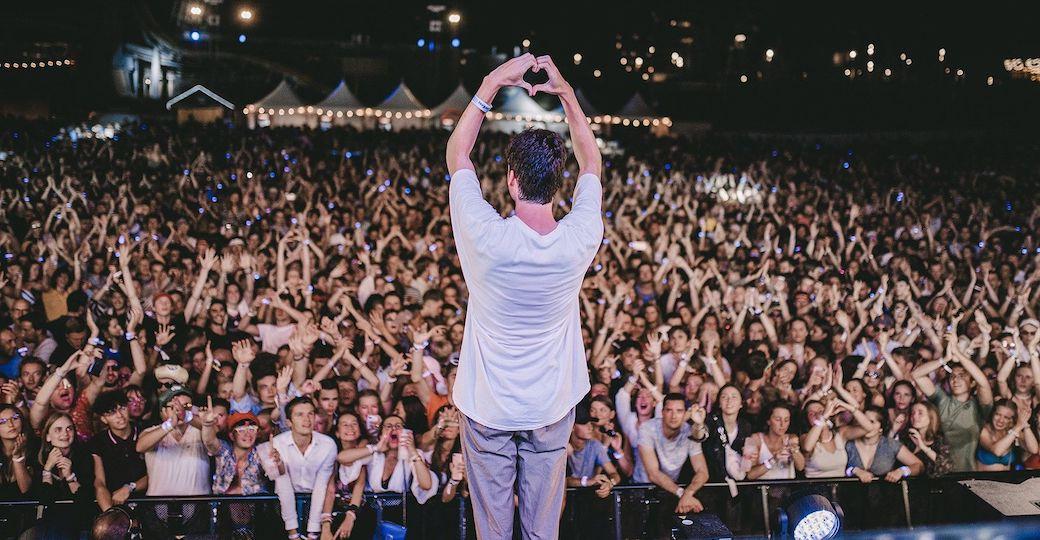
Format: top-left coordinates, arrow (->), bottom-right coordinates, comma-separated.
776,492 -> 843,540
238,34 -> 247,43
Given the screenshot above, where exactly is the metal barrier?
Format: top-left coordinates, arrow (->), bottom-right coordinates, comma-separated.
1,471 -> 1037,539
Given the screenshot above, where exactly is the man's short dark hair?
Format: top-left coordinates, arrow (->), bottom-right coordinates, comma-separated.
93,390 -> 129,415
285,396 -> 315,418
505,128 -> 567,204
663,392 -> 686,407
18,356 -> 46,374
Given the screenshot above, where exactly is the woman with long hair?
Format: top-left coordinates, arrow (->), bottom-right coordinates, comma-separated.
0,403 -> 33,496
588,395 -> 633,479
320,412 -> 380,539
801,398 -> 871,478
31,412 -> 96,538
698,384 -> 753,481
743,402 -> 805,480
846,407 -> 923,483
0,403 -> 35,536
901,401 -> 952,477
976,399 -> 1039,471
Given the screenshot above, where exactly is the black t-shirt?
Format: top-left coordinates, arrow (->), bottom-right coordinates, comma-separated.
88,427 -> 147,490
143,314 -> 189,359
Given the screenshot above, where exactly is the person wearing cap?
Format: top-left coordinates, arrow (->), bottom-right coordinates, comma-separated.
201,403 -> 267,495
136,385 -> 207,489
134,385 -> 211,536
564,403 -> 622,538
566,403 -> 621,493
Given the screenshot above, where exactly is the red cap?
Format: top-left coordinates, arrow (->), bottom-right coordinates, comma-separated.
227,412 -> 259,428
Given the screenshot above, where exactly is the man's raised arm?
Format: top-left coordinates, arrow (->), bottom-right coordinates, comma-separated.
446,53 -> 536,175
532,56 -> 601,178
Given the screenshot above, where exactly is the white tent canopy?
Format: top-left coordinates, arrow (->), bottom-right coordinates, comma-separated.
377,82 -> 427,112
496,86 -> 558,121
246,80 -> 308,127
618,93 -> 656,118
432,83 -> 471,117
317,80 -> 364,112
252,80 -> 305,111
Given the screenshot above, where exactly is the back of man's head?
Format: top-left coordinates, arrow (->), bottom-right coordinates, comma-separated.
505,128 -> 567,204
90,506 -> 138,540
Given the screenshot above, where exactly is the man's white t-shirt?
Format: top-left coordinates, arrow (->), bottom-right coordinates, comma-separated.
144,425 -> 211,496
449,168 -> 603,431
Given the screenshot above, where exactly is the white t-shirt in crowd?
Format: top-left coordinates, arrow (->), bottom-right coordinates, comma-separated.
144,425 -> 211,496
449,168 -> 603,431
257,323 -> 296,354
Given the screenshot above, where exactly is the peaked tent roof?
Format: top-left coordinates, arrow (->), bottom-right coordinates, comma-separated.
166,85 -> 234,111
251,80 -> 304,109
317,80 -> 364,110
377,82 -> 426,111
497,86 -> 552,116
618,93 -> 656,118
548,88 -> 600,117
432,83 -> 472,115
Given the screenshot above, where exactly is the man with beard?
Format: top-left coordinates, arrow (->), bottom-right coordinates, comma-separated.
16,356 -> 46,406
90,390 -> 148,511
17,314 -> 57,364
0,328 -> 23,378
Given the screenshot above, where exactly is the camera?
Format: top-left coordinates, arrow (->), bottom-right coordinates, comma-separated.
598,425 -> 618,438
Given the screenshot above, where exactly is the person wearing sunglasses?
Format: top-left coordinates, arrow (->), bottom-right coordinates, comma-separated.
202,403 -> 269,536
201,404 -> 266,495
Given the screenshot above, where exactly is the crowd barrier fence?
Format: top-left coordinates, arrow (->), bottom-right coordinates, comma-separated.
1,470 -> 1037,539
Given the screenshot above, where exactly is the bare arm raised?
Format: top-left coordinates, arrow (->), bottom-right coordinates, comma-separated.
446,54 -> 536,175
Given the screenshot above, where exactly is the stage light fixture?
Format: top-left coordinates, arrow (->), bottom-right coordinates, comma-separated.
447,12 -> 461,24
777,492 -> 843,540
239,8 -> 253,21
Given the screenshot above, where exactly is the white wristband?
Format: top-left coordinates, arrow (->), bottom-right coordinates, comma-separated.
161,420 -> 174,432
580,476 -> 588,487
675,487 -> 684,498
471,95 -> 492,113
900,465 -> 911,478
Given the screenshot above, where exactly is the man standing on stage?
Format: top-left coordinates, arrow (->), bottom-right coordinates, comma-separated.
445,53 -> 603,539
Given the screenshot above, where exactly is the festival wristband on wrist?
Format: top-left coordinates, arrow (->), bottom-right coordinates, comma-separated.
162,420 -> 174,432
675,487 -> 684,497
900,465 -> 911,478
845,466 -> 856,477
471,95 -> 492,113
580,476 -> 588,487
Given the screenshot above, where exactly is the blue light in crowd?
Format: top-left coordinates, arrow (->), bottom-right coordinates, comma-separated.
190,31 -> 200,41
238,34 -> 247,43
345,151 -> 352,158
451,38 -> 460,48
842,161 -> 850,169
417,38 -> 426,48
428,41 -> 435,51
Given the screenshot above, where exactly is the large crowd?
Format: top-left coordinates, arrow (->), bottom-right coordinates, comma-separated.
0,118 -> 1039,539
